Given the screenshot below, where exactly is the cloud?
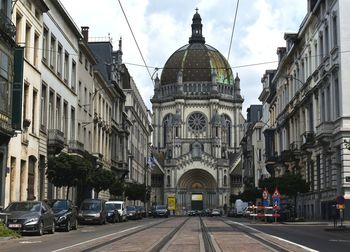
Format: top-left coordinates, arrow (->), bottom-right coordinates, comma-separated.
60,0 -> 306,115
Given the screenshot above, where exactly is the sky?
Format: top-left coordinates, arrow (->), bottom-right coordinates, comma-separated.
59,0 -> 307,116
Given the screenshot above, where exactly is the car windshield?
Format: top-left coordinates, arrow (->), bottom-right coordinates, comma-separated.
52,200 -> 68,210
6,202 -> 41,212
156,205 -> 166,210
114,203 -> 122,209
105,204 -> 115,210
126,206 -> 135,211
81,202 -> 101,211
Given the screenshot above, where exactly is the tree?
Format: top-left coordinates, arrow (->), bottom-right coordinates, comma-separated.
125,183 -> 147,203
109,180 -> 125,199
47,152 -> 92,199
87,168 -> 116,198
259,172 -> 309,217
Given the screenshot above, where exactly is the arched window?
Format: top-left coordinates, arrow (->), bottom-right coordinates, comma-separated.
166,175 -> 171,187
191,141 -> 203,158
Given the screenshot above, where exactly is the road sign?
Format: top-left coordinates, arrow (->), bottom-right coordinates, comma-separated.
336,195 -> 345,205
273,197 -> 280,208
272,188 -> 281,198
262,189 -> 268,200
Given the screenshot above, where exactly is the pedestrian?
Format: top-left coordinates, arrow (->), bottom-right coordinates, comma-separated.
331,204 -> 338,228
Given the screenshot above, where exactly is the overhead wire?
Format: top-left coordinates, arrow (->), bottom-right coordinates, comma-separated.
227,0 -> 240,61
116,0 -> 153,81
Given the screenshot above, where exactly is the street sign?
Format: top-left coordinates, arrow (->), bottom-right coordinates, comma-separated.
272,188 -> 281,198
336,195 -> 345,205
273,197 -> 280,208
262,189 -> 268,200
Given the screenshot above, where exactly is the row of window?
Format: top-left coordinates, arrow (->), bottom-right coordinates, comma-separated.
42,27 -> 76,90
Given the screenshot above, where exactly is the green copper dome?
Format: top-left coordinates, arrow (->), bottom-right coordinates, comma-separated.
160,11 -> 234,86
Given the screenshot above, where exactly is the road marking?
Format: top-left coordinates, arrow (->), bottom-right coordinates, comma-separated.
229,221 -> 319,252
20,240 -> 42,244
329,239 -> 350,242
51,225 -> 143,252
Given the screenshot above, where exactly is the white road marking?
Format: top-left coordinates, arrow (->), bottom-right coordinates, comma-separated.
51,225 -> 143,252
229,221 -> 319,252
20,240 -> 43,244
329,239 -> 350,242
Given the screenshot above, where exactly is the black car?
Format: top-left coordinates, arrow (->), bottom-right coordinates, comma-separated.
153,205 -> 169,218
2,201 -> 55,235
126,206 -> 139,220
105,203 -> 119,223
50,199 -> 78,231
135,206 -> 146,218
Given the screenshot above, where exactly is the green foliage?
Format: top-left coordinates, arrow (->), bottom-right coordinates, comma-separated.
344,140 -> 350,150
47,153 -> 93,198
0,223 -> 21,238
230,187 -> 261,205
259,172 -> 309,197
87,168 -> 116,197
125,183 -> 148,202
109,180 -> 125,197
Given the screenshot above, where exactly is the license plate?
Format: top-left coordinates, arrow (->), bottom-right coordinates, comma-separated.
9,224 -> 22,228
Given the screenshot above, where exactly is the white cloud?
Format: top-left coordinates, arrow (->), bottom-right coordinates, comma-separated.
60,0 -> 306,115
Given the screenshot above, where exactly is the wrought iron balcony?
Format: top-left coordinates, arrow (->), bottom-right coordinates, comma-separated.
47,129 -> 64,154
68,140 -> 85,155
0,11 -> 16,43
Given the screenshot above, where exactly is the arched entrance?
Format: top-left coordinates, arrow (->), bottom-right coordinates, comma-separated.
176,169 -> 217,210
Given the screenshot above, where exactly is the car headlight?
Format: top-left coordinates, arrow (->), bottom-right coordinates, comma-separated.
94,213 -> 100,217
25,217 -> 39,225
58,214 -> 67,222
78,213 -> 83,216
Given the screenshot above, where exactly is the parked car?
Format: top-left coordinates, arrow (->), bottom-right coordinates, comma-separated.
188,210 -> 196,216
211,209 -> 222,217
77,199 -> 107,225
49,199 -> 78,231
135,206 -> 146,218
106,201 -> 127,222
105,203 -> 119,223
153,205 -> 169,218
126,205 -> 139,220
2,201 -> 55,235
148,206 -> 155,217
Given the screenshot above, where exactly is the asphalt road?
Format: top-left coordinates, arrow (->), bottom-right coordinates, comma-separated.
231,218 -> 350,252
1,217 -> 349,252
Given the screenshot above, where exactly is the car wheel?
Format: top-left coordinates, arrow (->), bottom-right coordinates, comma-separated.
72,219 -> 78,230
48,221 -> 55,234
65,220 -> 71,232
37,221 -> 44,236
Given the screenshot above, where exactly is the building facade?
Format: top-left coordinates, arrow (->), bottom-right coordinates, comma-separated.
0,0 -> 17,207
151,11 -> 244,211
261,0 -> 350,220
5,0 -> 48,206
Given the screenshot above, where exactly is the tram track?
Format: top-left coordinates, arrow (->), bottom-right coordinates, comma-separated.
79,217 -> 191,252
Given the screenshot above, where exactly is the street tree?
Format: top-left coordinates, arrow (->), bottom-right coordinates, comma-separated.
109,180 -> 125,199
47,152 -> 92,199
87,168 -> 116,198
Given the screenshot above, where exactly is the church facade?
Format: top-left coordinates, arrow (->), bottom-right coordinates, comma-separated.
151,11 -> 244,211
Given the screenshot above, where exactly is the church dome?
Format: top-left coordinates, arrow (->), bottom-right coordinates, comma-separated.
160,11 -> 234,86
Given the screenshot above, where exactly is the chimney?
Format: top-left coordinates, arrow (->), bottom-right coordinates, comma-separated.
81,26 -> 89,42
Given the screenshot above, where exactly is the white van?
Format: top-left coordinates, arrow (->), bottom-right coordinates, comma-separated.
106,201 -> 127,222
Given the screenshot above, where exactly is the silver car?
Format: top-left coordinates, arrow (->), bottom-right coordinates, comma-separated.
2,201 -> 55,235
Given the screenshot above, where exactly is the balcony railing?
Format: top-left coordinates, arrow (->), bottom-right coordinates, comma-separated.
47,129 -> 65,154
0,11 -> 16,42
